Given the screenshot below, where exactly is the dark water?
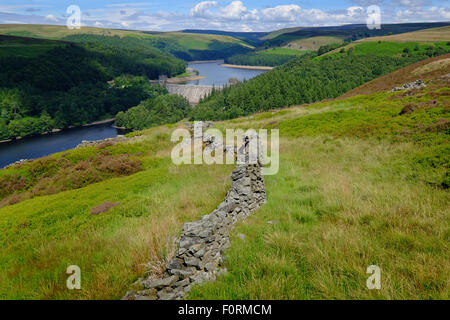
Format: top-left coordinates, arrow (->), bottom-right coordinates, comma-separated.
0,123 -> 118,168
187,61 -> 266,86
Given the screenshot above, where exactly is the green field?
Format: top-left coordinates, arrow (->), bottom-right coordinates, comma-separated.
286,36 -> 344,51
352,41 -> 449,56
260,47 -> 308,55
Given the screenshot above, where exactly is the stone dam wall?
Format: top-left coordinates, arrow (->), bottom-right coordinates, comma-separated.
166,84 -> 217,105
123,134 -> 266,300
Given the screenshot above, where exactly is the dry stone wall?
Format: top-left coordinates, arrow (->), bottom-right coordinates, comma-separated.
123,134 -> 266,300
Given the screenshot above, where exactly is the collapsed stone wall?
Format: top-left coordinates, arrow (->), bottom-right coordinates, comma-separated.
123,134 -> 266,300
390,79 -> 426,92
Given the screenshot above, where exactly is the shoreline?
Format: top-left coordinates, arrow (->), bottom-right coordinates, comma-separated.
0,118 -> 117,144
166,75 -> 206,84
220,64 -> 274,70
188,59 -> 224,64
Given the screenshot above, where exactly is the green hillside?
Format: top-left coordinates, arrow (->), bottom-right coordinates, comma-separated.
191,41 -> 450,120
0,35 -> 185,140
0,25 -> 253,61
226,47 -> 311,67
262,22 -> 450,48
286,36 -> 344,51
189,73 -> 449,300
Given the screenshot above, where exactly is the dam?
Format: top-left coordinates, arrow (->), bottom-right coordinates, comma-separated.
151,61 -> 267,105
166,84 -> 218,105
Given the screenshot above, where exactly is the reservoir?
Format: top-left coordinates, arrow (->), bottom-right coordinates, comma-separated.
0,123 -> 118,168
0,62 -> 266,168
186,61 -> 267,86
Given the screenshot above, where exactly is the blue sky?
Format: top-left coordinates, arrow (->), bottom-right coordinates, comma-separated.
0,0 -> 448,31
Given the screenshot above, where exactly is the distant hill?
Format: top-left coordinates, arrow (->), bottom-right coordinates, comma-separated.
323,26 -> 450,56
262,22 -> 450,48
0,24 -> 253,61
359,25 -> 450,43
181,29 -> 266,46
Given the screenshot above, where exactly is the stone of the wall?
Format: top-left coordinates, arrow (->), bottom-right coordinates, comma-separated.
390,79 -> 426,92
123,134 -> 266,300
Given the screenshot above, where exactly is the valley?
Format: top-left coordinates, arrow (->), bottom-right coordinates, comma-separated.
0,19 -> 448,301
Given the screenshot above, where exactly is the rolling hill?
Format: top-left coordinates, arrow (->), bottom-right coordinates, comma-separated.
262,22 -> 450,48
0,24 -> 253,61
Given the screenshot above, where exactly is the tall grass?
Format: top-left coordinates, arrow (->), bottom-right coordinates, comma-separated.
188,82 -> 449,300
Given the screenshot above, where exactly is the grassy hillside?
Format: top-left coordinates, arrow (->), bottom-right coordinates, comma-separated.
342,53 -> 450,98
325,26 -> 450,56
181,29 -> 266,47
188,67 -> 449,300
262,27 -> 304,40
360,26 -> 450,43
286,36 -> 344,51
263,22 -> 450,48
0,55 -> 448,299
0,127 -> 233,299
0,25 -> 253,61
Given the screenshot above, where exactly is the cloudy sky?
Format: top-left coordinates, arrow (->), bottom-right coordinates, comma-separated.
0,0 -> 448,32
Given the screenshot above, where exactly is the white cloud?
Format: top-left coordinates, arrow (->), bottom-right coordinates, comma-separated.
218,1 -> 258,21
260,5 -> 302,22
190,1 -> 218,18
0,1 -> 448,32
45,14 -> 58,22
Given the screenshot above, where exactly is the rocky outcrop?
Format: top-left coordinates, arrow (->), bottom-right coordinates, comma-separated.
391,80 -> 426,92
123,134 -> 266,300
76,135 -> 129,148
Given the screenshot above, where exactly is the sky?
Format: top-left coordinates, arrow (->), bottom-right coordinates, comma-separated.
0,0 -> 448,32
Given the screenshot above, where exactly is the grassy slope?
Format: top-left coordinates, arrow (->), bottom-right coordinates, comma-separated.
0,126 -> 234,299
259,47 -> 308,55
360,26 -> 450,43
188,70 -> 449,300
262,27 -> 304,40
0,24 -> 252,53
326,26 -> 450,55
286,36 -> 344,51
342,53 -> 450,98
